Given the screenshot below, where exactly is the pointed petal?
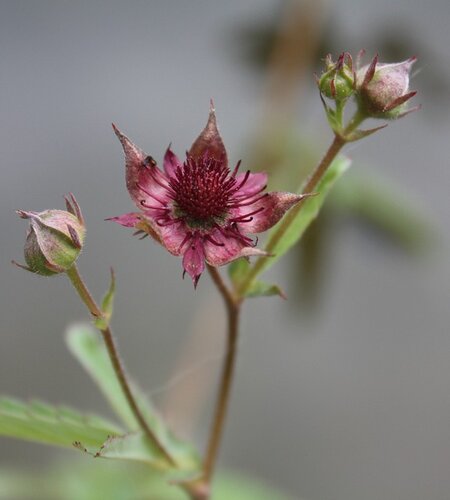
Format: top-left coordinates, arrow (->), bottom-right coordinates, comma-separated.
343,52 -> 353,71
235,192 -> 307,234
109,210 -> 191,257
163,146 -> 182,178
67,225 -> 82,249
189,102 -> 227,165
362,54 -> 378,87
64,193 -> 84,225
112,124 -> 146,202
203,228 -> 268,267
106,212 -> 142,228
11,260 -> 34,273
112,124 -> 171,208
234,172 -> 268,197
383,90 -> 417,112
107,212 -> 162,243
182,237 -> 205,287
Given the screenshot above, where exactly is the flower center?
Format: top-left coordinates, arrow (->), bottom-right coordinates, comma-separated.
169,156 -> 236,229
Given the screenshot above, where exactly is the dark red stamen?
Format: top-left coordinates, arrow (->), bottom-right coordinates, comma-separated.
229,192 -> 268,208
155,218 -> 179,227
232,184 -> 267,202
230,205 -> 265,223
233,170 -> 251,192
140,200 -> 170,211
231,160 -> 242,178
177,231 -> 193,253
205,234 -> 225,247
223,224 -> 255,247
169,157 -> 237,224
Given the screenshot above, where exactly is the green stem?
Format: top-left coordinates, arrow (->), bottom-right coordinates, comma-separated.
237,111 -> 365,297
65,264 -> 176,467
203,265 -> 241,485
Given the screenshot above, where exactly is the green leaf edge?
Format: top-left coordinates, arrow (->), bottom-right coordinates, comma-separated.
65,323 -> 201,471
0,396 -> 122,450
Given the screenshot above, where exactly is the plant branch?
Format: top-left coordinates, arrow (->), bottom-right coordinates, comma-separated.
237,112 -> 365,297
65,264 -> 176,467
203,265 -> 241,484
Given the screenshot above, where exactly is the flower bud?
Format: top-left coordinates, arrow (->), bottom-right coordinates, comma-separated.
318,52 -> 355,102
14,194 -> 85,276
356,55 -> 417,119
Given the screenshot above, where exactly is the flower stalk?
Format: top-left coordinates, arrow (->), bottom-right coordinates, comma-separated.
65,264 -> 177,467
203,265 -> 241,484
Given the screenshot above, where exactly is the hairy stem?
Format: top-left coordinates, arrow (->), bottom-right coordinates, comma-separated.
204,265 -> 241,485
65,264 -> 176,467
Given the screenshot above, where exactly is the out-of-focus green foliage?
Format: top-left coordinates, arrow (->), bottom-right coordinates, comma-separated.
231,6 -> 449,108
262,155 -> 351,271
0,398 -> 121,449
66,324 -> 161,430
234,155 -> 351,298
0,461 -> 297,500
332,173 -> 431,252
66,324 -> 201,472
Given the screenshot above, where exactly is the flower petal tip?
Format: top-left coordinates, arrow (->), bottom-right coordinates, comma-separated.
163,146 -> 182,177
111,123 -> 127,144
112,123 -> 145,160
182,238 -> 205,287
189,105 -> 227,164
11,259 -> 32,272
16,209 -> 33,219
106,213 -> 141,227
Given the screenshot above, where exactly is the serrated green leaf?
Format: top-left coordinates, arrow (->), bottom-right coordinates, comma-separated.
0,397 -> 122,450
238,155 -> 351,296
94,268 -> 116,330
66,324 -> 200,471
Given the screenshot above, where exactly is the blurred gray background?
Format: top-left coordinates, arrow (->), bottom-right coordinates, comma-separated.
1,1 -> 450,499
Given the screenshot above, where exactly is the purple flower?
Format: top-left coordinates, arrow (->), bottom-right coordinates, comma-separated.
109,105 -> 305,286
